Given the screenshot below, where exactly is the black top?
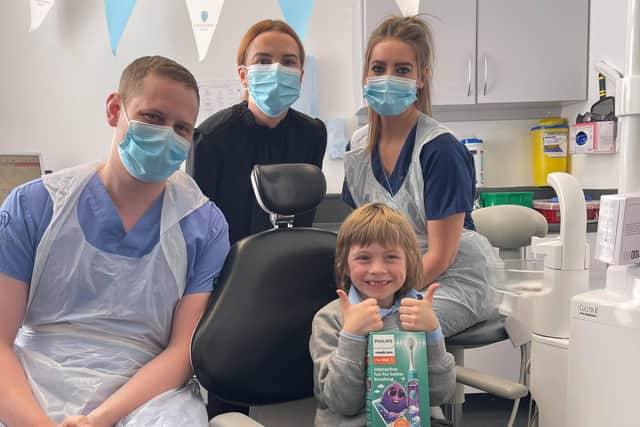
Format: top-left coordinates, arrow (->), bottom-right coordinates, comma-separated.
193,101 -> 327,245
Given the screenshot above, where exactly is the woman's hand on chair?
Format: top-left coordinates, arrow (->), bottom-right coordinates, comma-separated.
58,413 -> 107,427
57,415 -> 93,427
399,283 -> 440,332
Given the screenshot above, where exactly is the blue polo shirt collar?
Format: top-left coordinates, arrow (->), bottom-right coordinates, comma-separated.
347,285 -> 422,318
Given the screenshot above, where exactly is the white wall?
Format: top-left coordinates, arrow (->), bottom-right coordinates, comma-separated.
562,0 -> 629,189
0,0 -> 355,179
444,120 -> 539,187
1,0 -> 602,195
323,118 -> 543,193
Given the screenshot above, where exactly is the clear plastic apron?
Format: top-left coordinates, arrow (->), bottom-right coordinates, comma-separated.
11,163 -> 210,425
345,114 -> 496,321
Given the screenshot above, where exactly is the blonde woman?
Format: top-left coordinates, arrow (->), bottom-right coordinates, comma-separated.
342,16 -> 495,337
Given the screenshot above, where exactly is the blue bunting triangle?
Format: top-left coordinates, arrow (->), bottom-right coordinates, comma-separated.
105,0 -> 137,55
278,0 -> 314,42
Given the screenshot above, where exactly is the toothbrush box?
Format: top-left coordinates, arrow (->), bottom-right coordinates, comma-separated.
366,331 -> 431,427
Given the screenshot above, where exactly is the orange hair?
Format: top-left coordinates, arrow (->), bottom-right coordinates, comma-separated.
236,19 -> 305,67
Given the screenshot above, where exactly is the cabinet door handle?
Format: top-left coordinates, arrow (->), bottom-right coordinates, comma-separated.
467,56 -> 472,97
483,55 -> 488,96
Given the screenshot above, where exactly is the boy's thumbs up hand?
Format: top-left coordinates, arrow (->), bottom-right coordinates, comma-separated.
423,282 -> 439,303
337,289 -> 384,337
399,283 -> 440,332
336,289 -> 352,311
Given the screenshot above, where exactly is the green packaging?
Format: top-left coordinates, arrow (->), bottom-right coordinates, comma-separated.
367,331 -> 431,427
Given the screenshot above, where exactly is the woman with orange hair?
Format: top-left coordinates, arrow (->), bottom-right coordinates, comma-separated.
193,19 -> 327,245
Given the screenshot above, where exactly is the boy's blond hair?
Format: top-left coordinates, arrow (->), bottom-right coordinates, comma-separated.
335,202 -> 424,294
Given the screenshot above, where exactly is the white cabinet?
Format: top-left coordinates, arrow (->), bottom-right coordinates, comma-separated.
476,0 -> 588,103
422,0 -> 477,106
353,0 -> 403,111
354,0 -> 589,109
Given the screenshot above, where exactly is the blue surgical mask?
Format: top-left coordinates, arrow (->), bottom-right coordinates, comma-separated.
363,75 -> 418,116
117,107 -> 190,182
245,63 -> 301,117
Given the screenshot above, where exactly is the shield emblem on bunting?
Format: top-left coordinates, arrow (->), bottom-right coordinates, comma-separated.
201,10 -> 209,23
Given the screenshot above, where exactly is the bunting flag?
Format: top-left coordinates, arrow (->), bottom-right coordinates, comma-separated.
185,0 -> 225,62
278,0 -> 314,42
105,0 -> 137,55
29,0 -> 55,32
394,0 -> 420,17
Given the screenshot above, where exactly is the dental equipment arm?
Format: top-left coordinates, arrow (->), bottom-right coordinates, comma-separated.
549,173 -> 587,271
531,173 -> 589,339
594,60 -> 623,86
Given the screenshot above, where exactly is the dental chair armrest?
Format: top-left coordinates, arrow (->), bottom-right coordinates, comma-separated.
455,366 -> 528,400
209,412 -> 264,427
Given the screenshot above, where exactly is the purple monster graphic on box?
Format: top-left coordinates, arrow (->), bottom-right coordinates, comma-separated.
374,382 -> 409,423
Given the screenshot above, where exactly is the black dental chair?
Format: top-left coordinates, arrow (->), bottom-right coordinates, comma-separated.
191,164 -> 338,427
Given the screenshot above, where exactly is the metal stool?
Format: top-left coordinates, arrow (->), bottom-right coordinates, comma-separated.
443,313 -> 528,427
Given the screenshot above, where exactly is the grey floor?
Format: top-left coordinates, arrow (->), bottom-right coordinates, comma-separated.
204,394 -> 533,426
458,394 -> 531,427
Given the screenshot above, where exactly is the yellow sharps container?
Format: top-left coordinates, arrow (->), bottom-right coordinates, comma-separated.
531,118 -> 569,186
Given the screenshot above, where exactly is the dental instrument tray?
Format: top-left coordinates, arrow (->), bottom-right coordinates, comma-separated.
533,197 -> 600,224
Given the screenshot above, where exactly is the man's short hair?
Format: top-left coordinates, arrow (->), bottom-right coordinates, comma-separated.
118,56 -> 200,107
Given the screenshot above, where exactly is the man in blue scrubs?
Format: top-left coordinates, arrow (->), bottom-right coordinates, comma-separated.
0,56 -> 229,426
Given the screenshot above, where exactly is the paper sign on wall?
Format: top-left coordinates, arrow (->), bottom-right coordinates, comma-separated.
196,79 -> 242,126
105,0 -> 137,55
394,0 -> 420,17
29,0 -> 55,32
278,0 -> 314,42
326,118 -> 348,160
185,0 -> 224,62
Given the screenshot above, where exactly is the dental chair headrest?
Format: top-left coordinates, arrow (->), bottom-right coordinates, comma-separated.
472,204 -> 548,249
251,163 -> 327,216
